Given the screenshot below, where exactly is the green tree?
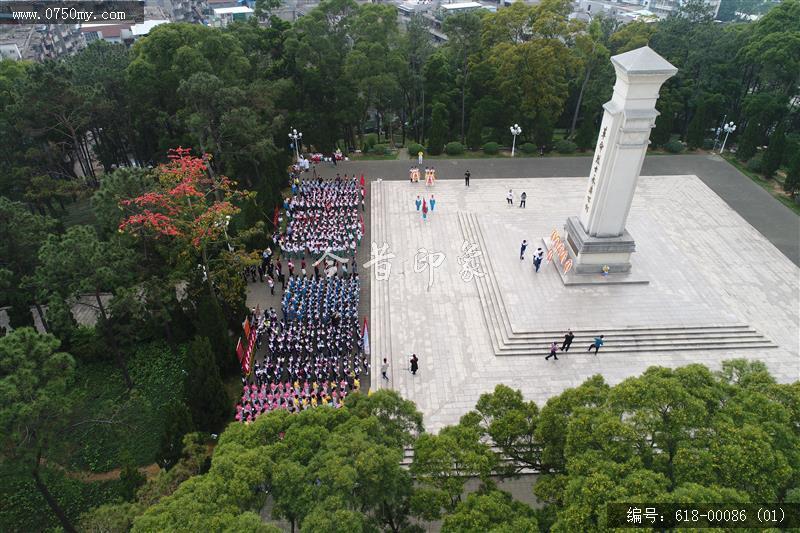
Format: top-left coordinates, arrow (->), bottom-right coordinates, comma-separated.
411,424 -> 497,517
0,328 -> 78,532
441,489 -> 538,533
0,197 -> 57,329
185,336 -> 230,432
784,150 -> 800,198
460,384 -> 541,476
428,102 -> 449,155
443,11 -> 482,143
30,225 -> 136,389
761,122 -> 787,179
91,167 -> 156,236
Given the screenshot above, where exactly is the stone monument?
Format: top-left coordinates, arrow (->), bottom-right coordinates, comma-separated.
564,46 -> 677,275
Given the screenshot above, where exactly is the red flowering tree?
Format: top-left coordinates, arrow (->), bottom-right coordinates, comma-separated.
119,148 -> 257,307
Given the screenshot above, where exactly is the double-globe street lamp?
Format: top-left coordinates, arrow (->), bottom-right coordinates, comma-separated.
510,124 -> 522,157
719,121 -> 736,154
288,128 -> 302,161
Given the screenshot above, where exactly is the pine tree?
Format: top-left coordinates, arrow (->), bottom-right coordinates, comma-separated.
428,103 -> 449,155
784,151 -> 800,199
195,291 -> 233,374
574,112 -> 598,151
736,119 -> 760,161
466,109 -> 483,151
761,122 -> 786,179
185,335 -> 230,433
686,102 -> 708,150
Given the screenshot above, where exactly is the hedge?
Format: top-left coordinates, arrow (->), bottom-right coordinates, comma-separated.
746,154 -> 763,172
665,140 -> 685,154
445,142 -> 465,155
554,139 -> 577,154
482,142 -> 500,155
372,143 -> 390,155
408,143 -> 425,157
362,133 -> 378,151
520,142 -> 537,154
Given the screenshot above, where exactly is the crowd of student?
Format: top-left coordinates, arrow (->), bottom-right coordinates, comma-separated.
235,172 -> 366,423
279,175 -> 364,258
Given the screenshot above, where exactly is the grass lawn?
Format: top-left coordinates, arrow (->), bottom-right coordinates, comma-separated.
348,152 -> 399,161
722,154 -> 800,216
49,341 -> 186,473
0,462 -> 125,532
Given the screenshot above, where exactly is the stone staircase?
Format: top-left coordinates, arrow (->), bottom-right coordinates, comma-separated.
457,211 -> 778,356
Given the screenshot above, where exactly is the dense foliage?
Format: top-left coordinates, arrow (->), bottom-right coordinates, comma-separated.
65,361 -> 799,532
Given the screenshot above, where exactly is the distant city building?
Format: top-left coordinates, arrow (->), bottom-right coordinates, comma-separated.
0,24 -> 86,62
0,42 -> 22,60
210,5 -> 254,26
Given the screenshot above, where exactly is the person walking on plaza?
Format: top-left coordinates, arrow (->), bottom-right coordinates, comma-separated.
506,189 -> 513,206
533,248 -> 544,272
545,341 -> 559,360
465,170 -> 470,186
288,260 -> 295,276
520,239 -> 528,260
415,195 -> 422,212
381,358 -> 389,381
561,330 -> 574,351
418,151 -> 423,166
520,191 -> 527,208
430,195 -> 436,212
267,276 -> 275,295
587,335 -> 605,355
410,354 -> 419,375
422,199 -> 428,221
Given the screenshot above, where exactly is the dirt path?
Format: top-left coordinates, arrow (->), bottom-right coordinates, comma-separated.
43,459 -> 162,482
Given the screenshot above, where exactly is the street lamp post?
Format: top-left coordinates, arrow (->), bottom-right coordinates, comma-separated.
288,128 -> 302,161
719,121 -> 736,154
510,124 -> 522,157
711,114 -> 727,152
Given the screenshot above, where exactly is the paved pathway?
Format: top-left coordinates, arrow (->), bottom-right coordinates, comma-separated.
333,154 -> 800,266
369,177 -> 798,432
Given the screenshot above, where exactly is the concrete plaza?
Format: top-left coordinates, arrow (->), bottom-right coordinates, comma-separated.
369,175 -> 799,432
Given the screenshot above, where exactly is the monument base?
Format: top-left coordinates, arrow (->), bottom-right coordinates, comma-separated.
565,216 -> 636,274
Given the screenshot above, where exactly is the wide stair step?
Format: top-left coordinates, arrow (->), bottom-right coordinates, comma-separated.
457,211 -> 778,357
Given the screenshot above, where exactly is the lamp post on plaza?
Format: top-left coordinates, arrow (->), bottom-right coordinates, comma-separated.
289,128 -> 302,161
510,123 -> 522,157
719,121 -> 736,154
711,114 -> 727,152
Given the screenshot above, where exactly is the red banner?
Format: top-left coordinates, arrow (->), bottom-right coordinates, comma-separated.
243,318 -> 251,339
236,337 -> 244,363
360,174 -> 365,187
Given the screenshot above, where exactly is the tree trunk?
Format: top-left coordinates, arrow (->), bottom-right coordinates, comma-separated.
96,290 -> 133,391
35,303 -> 49,333
570,65 -> 592,138
33,452 -> 77,533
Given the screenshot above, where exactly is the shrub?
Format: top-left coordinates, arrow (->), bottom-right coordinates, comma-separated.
483,142 -> 500,155
362,133 -> 378,152
372,143 -> 390,155
519,142 -> 536,154
702,138 -> 715,150
408,143 -> 425,157
445,142 -> 465,155
746,154 -> 763,173
554,140 -> 577,154
665,140 -> 685,154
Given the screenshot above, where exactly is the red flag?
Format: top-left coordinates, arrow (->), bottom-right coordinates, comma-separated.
236,337 -> 244,363
360,174 -> 365,187
243,318 -> 251,339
